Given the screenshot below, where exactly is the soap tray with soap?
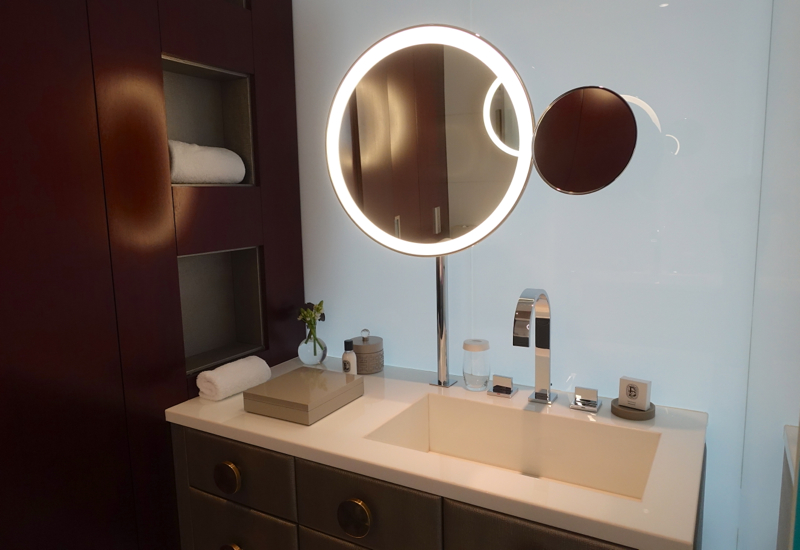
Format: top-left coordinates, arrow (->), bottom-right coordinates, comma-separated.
243,367 -> 363,425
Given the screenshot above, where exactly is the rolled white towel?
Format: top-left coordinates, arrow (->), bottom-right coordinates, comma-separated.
197,356 -> 271,401
169,139 -> 246,184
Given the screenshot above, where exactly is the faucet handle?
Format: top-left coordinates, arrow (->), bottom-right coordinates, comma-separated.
570,386 -> 602,413
487,374 -> 518,398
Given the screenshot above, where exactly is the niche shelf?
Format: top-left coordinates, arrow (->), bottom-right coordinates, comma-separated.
178,247 -> 264,374
162,55 -> 255,186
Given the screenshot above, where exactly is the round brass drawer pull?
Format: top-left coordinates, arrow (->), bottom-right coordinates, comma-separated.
220,545 -> 241,550
213,461 -> 242,495
337,498 -> 372,538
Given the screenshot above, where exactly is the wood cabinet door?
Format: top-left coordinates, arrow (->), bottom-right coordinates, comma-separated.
86,0 -> 188,548
0,2 -> 137,548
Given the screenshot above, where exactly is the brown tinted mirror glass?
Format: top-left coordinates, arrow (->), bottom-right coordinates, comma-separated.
338,45 -> 524,243
533,86 -> 636,194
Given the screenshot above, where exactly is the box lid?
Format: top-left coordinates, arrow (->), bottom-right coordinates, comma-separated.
244,367 -> 363,412
352,335 -> 383,354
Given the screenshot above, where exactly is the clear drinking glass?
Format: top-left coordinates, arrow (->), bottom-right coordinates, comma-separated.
462,339 -> 490,391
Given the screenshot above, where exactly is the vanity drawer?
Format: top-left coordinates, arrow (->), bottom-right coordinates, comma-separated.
443,499 -> 633,550
299,526 -> 366,550
185,428 -> 297,521
296,459 -> 442,550
190,488 -> 298,550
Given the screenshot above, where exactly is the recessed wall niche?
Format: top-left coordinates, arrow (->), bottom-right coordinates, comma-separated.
178,247 -> 264,374
162,55 -> 255,186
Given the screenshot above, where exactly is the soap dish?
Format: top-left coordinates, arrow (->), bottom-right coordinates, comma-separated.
610,398 -> 656,421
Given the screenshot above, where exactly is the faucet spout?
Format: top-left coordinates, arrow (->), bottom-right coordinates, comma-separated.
513,288 -> 556,404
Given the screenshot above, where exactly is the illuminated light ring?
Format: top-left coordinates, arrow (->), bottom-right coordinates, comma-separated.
622,95 -> 662,133
482,78 -> 520,157
326,26 -> 534,257
621,95 -> 680,155
665,134 -> 680,155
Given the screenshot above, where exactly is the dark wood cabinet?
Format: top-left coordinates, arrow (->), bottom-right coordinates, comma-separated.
1,2 -> 137,548
3,0 -> 304,548
251,0 -> 306,365
86,1 -> 189,547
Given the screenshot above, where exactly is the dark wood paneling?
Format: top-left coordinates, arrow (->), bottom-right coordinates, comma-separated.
352,46 -> 449,242
86,1 -> 187,549
159,0 -> 254,74
386,49 -> 423,242
0,3 -> 137,548
355,59 -> 396,236
251,0 -> 306,364
173,186 -> 263,255
413,45 -> 449,241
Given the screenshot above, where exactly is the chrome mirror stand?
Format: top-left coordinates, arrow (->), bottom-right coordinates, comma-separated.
431,255 -> 457,387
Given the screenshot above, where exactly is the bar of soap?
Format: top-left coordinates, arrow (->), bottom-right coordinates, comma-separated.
618,376 -> 652,411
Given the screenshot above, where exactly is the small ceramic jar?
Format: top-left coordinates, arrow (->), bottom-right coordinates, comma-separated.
352,329 -> 383,374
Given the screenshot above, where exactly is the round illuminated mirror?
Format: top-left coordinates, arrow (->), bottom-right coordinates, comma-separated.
326,26 -> 534,256
533,86 -> 636,194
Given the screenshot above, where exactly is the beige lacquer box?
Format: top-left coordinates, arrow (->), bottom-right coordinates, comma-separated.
243,366 -> 364,425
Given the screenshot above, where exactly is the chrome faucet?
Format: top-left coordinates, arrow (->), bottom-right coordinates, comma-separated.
513,288 -> 556,404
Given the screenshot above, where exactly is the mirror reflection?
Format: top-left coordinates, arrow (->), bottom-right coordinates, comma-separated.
533,86 -> 637,195
338,45 -> 521,243
485,79 -> 520,154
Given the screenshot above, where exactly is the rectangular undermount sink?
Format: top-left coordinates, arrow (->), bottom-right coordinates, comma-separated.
366,393 -> 660,499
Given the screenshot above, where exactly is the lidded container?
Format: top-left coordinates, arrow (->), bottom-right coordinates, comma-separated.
462,339 -> 490,391
352,329 -> 383,374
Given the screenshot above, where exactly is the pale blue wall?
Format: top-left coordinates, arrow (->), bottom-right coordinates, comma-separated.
740,0 -> 800,547
291,1 -> 779,547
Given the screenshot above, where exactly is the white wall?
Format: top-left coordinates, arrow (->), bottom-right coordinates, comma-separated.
292,1 -> 774,547
739,0 -> 800,547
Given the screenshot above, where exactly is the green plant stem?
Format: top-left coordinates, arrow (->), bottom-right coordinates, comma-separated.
304,323 -> 319,355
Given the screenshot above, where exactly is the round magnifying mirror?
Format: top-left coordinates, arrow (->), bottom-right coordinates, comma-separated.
326,26 -> 534,256
533,86 -> 636,194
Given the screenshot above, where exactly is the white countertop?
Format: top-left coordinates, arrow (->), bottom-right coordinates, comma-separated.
785,425 -> 798,484
166,358 -> 707,550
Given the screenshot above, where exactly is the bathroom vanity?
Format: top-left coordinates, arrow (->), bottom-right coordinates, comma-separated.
166,359 -> 707,550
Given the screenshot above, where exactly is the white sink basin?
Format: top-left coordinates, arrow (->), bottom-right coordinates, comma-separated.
168,360 -> 708,550
366,393 -> 660,499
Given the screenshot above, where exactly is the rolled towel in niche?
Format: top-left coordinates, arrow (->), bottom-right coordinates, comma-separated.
197,355 -> 271,401
169,139 -> 246,184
